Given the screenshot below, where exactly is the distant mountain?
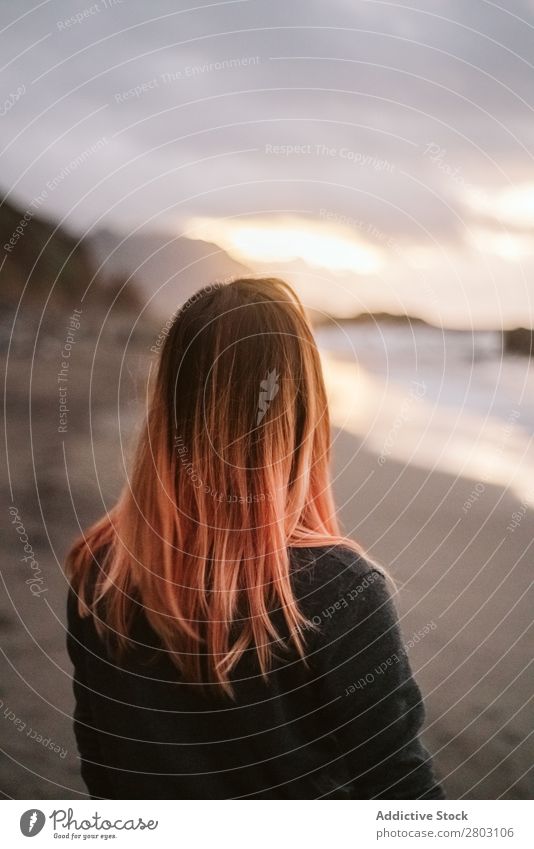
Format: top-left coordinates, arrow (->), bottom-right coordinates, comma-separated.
503,327 -> 533,356
88,228 -> 250,317
312,310 -> 436,328
0,197 -> 95,308
0,197 -> 139,316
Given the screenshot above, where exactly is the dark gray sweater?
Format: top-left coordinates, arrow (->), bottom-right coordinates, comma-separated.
66,545 -> 444,799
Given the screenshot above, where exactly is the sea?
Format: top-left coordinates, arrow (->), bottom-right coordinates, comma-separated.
314,321 -> 534,506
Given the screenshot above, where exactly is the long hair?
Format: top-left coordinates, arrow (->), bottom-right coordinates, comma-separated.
66,277 -> 363,694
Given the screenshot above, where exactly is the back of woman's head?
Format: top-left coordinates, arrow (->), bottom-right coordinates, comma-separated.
67,277 -> 358,694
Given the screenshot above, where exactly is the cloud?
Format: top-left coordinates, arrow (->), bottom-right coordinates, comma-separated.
1,0 -> 533,325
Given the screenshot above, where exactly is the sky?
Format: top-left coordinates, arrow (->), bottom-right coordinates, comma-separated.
1,0 -> 534,326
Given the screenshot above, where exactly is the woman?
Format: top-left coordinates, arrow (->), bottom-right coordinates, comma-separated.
66,277 -> 444,800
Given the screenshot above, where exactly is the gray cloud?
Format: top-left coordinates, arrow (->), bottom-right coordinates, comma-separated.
1,0 -> 533,245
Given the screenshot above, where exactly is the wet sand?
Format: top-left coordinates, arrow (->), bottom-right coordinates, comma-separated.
332,426 -> 533,800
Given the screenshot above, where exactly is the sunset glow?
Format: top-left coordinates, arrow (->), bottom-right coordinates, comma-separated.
187,217 -> 384,275
468,228 -> 534,261
465,182 -> 534,229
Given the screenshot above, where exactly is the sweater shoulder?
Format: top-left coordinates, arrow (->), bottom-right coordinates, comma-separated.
289,543 -> 384,585
289,544 -> 387,619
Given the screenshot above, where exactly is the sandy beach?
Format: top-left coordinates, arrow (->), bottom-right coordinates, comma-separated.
1,310 -> 532,799
333,426 -> 533,799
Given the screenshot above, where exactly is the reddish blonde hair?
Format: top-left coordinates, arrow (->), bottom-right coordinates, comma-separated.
66,277 -> 361,694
